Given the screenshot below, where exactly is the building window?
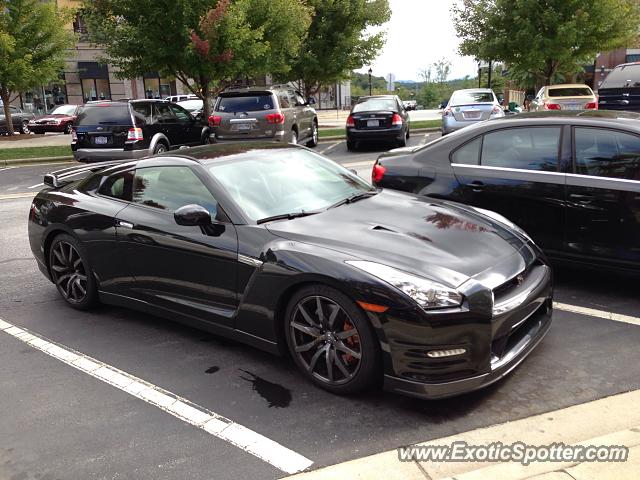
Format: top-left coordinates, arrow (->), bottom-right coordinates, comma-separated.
143,73 -> 175,99
626,54 -> 640,63
78,62 -> 111,102
21,75 -> 68,114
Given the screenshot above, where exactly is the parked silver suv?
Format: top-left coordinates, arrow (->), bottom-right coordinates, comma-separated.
209,86 -> 318,147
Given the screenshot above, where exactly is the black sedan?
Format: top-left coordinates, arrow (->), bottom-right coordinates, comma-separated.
346,95 -> 410,151
29,143 -> 552,399
373,110 -> 640,274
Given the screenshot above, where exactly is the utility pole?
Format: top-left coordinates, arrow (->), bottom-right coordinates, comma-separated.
478,62 -> 482,88
368,68 -> 372,96
487,60 -> 493,89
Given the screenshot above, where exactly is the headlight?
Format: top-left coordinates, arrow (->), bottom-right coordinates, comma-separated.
346,260 -> 463,310
472,207 -> 533,242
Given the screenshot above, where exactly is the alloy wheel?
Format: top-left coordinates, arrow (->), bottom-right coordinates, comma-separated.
50,241 -> 88,303
21,121 -> 30,134
289,295 -> 362,385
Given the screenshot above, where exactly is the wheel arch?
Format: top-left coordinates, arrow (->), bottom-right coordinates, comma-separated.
149,132 -> 170,152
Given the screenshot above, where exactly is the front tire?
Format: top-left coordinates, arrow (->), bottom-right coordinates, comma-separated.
20,121 -> 30,134
285,285 -> 380,395
49,234 -> 98,310
64,122 -> 73,135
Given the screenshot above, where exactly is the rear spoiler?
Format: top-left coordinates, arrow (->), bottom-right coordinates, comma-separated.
43,159 -> 131,189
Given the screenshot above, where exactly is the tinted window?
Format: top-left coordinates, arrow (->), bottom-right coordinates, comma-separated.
481,127 -> 560,171
133,166 -> 218,215
215,94 -> 274,112
450,91 -> 494,105
76,104 -> 132,126
99,171 -> 133,200
575,128 -> 640,180
169,104 -> 192,122
353,98 -> 398,113
452,137 -> 481,165
600,64 -> 640,89
153,103 -> 175,123
548,87 -> 593,97
176,99 -> 203,112
131,103 -> 151,126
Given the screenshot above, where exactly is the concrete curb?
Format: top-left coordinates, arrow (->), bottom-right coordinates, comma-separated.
318,127 -> 441,143
2,156 -> 74,167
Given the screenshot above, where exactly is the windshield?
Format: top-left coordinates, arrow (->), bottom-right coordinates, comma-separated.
548,87 -> 593,97
600,64 -> 640,89
208,149 -> 374,222
51,105 -> 77,116
177,99 -> 203,111
450,91 -> 495,105
75,104 -> 132,125
353,98 -> 397,113
215,94 -> 274,113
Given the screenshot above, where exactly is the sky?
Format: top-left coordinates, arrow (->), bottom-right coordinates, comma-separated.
356,0 -> 478,82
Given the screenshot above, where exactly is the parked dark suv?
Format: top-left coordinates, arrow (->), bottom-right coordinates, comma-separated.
71,100 -> 211,162
209,85 -> 318,147
598,62 -> 640,111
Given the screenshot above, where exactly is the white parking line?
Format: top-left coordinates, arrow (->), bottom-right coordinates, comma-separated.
0,317 -> 313,474
0,192 -> 35,200
320,141 -> 344,154
343,160 -> 374,168
28,183 -> 44,189
554,302 -> 640,327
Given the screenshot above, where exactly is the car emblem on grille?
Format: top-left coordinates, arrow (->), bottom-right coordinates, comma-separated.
516,274 -> 525,286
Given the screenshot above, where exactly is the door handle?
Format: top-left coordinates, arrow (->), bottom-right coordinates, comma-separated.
116,220 -> 134,229
569,193 -> 594,203
466,181 -> 485,192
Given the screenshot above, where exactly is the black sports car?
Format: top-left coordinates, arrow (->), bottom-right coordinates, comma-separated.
372,110 -> 640,273
29,143 -> 552,399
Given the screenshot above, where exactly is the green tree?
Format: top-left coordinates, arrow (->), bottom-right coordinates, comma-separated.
82,0 -> 311,117
282,0 -> 391,97
0,0 -> 74,134
453,0 -> 640,86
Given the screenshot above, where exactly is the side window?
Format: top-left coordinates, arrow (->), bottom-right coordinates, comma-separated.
132,166 -> 218,216
277,92 -> 291,108
575,128 -> 640,180
293,91 -> 306,106
481,127 -> 560,171
169,104 -> 192,122
536,87 -> 545,100
99,171 -> 134,200
131,103 -> 152,126
153,103 -> 175,123
451,137 -> 482,165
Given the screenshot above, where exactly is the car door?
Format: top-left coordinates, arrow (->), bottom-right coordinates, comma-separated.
565,126 -> 640,268
153,103 -> 183,147
450,125 -> 566,251
290,90 -> 311,139
115,164 -> 239,327
169,104 -> 200,145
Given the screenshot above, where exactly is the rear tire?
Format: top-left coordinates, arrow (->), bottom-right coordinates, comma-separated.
64,122 -> 73,135
153,142 -> 168,154
290,129 -> 298,145
306,121 -> 318,148
48,233 -> 98,310
285,284 -> 380,395
346,139 -> 357,151
20,121 -> 30,134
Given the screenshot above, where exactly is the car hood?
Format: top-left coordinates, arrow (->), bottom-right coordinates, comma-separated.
31,114 -> 73,121
265,190 -> 530,289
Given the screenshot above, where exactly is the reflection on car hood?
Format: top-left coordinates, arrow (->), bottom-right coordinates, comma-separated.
266,190 -> 529,288
31,114 -> 72,121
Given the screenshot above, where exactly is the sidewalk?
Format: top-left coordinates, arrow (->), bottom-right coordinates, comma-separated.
287,389 -> 640,480
0,133 -> 71,149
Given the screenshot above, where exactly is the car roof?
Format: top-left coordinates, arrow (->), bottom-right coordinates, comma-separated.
492,110 -> 640,129
157,142 -> 303,164
545,83 -> 593,89
452,88 -> 493,93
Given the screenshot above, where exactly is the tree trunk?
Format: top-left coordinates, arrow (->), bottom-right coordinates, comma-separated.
1,87 -> 15,136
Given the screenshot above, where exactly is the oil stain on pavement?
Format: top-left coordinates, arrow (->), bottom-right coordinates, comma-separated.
239,369 -> 292,408
205,366 -> 220,374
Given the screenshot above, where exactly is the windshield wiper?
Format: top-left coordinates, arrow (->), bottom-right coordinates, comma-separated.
256,210 -> 320,225
328,190 -> 378,209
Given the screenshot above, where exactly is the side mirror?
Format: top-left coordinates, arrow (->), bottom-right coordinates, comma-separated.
174,204 -> 211,226
306,97 -> 316,105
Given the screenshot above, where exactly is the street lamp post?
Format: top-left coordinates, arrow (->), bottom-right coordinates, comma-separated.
368,68 -> 372,96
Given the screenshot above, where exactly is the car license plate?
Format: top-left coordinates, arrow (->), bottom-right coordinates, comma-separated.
367,120 -> 379,127
94,136 -> 108,145
236,123 -> 251,131
565,104 -> 580,110
464,111 -> 481,119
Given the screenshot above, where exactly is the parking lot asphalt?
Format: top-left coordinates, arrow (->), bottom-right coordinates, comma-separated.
1,137 -> 640,479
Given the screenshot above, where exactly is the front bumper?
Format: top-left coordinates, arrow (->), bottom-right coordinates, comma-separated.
29,124 -> 66,133
380,253 -> 553,399
72,147 -> 150,163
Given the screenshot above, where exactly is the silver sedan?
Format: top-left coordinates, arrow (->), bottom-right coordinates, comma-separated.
442,88 -> 504,135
